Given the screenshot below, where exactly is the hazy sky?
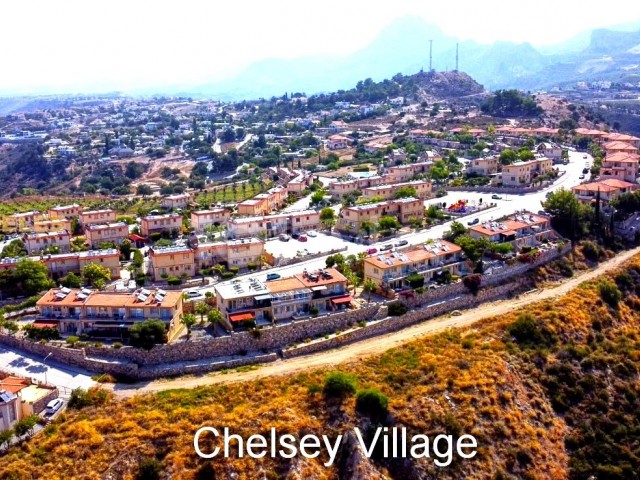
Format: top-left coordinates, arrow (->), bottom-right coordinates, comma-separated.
2,0 -> 638,93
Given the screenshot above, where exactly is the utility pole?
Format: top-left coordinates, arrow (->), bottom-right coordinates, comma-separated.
429,40 -> 433,72
43,352 -> 52,385
455,43 -> 459,72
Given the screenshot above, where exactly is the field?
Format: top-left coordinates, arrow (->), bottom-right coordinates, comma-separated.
1,252 -> 640,479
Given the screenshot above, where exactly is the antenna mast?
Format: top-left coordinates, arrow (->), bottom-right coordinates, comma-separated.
429,40 -> 433,72
455,43 -> 459,72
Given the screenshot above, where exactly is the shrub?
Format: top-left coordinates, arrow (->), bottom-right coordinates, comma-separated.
167,276 -> 181,285
112,342 -> 123,349
220,271 -> 235,279
463,274 -> 482,295
355,388 -> 389,421
229,266 -> 240,274
68,386 -> 110,409
323,371 -> 357,398
136,458 -> 162,480
387,302 -> 408,316
599,280 -> 622,308
581,241 -> 602,261
406,273 -> 425,288
66,336 -> 80,346
247,262 -> 257,271
310,305 -> 319,316
507,313 -> 556,349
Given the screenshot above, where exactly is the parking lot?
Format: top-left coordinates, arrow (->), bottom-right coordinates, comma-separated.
264,232 -> 350,259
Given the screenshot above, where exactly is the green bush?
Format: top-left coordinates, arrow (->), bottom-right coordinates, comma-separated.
247,262 -> 257,271
229,266 -> 240,274
66,336 -> 80,346
129,319 -> 168,350
310,305 -> 319,316
323,371 -> 357,398
387,302 -> 408,316
406,273 -> 425,288
507,313 -> 556,349
136,458 -> 162,480
463,274 -> 482,295
23,325 -> 60,341
68,387 -> 110,409
356,388 -> 389,420
167,276 -> 181,286
599,280 -> 622,308
220,271 -> 235,279
581,241 -> 602,261
112,342 -> 123,349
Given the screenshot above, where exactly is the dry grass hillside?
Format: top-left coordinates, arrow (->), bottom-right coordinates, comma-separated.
1,254 -> 640,479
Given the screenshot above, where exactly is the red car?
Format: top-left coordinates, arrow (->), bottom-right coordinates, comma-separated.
366,248 -> 377,255
298,235 -> 308,242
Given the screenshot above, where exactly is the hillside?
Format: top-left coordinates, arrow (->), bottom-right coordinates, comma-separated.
1,251 -> 640,479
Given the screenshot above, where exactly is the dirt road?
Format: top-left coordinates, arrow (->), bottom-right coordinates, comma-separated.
112,247 -> 640,398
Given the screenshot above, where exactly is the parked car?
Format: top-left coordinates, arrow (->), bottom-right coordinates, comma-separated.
583,154 -> 587,159
538,210 -> 547,216
467,218 -> 480,225
380,244 -> 393,251
185,290 -> 203,298
291,232 -> 300,239
582,168 -> 589,174
45,398 -> 63,415
298,235 -> 308,242
366,248 -> 377,255
306,230 -> 317,237
279,234 -> 290,241
491,194 -> 502,200
395,240 -> 409,247
266,273 -> 281,281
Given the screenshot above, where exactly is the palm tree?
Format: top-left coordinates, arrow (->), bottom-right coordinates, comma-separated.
194,302 -> 210,324
181,313 -> 197,338
207,308 -> 224,337
363,278 -> 377,303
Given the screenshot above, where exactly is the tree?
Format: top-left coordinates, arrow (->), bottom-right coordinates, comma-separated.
378,216 -> 399,231
1,239 -> 26,258
207,308 -> 224,336
13,415 -> 39,437
518,147 -> 535,161
363,278 -> 377,303
323,371 -> 357,398
429,160 -> 449,182
499,149 -> 518,165
194,302 -> 210,324
181,313 -> 197,336
320,207 -> 336,230
82,262 -> 111,289
454,235 -> 491,262
360,220 -> 375,236
0,428 -> 14,450
59,272 -> 82,288
542,188 -> 592,239
394,186 -> 417,199
129,319 -> 167,350
136,184 -> 152,196
356,388 -> 389,421
444,221 -> 466,241
311,191 -> 325,205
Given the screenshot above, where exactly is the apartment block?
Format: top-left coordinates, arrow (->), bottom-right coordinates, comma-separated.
467,156 -> 499,176
140,213 -> 183,237
84,222 -> 128,248
501,157 -> 553,187
214,267 -> 349,327
237,186 -> 287,216
23,230 -> 71,255
32,218 -> 72,234
361,180 -> 433,201
3,211 -> 45,232
329,176 -> 386,198
148,245 -> 194,281
194,238 -> 264,270
337,197 -> 423,233
48,204 -> 82,219
363,240 -> 463,290
468,212 -> 554,248
600,152 -> 640,183
79,209 -> 117,226
572,179 -> 637,204
190,208 -> 232,232
161,192 -> 193,210
227,210 -> 320,239
36,287 -> 183,336
384,161 -> 433,183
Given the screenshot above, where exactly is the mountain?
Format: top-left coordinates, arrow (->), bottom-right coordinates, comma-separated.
189,16 -> 640,101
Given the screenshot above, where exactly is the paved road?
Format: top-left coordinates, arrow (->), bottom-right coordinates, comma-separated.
0,345 -> 95,396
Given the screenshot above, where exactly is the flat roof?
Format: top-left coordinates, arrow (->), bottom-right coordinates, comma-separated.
215,277 -> 269,300
365,240 -> 461,270
37,288 -> 181,309
81,209 -> 115,215
86,222 -> 127,230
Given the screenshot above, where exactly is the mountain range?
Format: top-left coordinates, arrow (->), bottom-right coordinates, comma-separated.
183,16 -> 640,100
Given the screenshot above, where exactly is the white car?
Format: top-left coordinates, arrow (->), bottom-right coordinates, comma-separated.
185,290 -> 203,298
306,230 -> 318,237
45,398 -> 63,415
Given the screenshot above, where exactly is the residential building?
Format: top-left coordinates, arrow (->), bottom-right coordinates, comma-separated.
361,180 -> 433,201
0,390 -> 20,431
140,213 -> 183,237
363,240 -> 463,289
0,374 -> 58,418
33,218 -> 72,234
48,204 -> 82,220
190,208 -> 232,233
501,157 -> 553,187
572,178 -> 637,204
384,162 -> 434,183
162,192 -> 193,210
327,134 -> 350,150
85,222 -> 128,248
467,156 -> 499,176
23,231 -> 71,255
604,133 -> 640,148
286,172 -> 313,195
214,267 -> 348,327
337,197 -> 424,233
79,209 -> 117,226
236,186 -> 287,216
35,287 -> 183,336
600,152 -> 640,183
148,245 -> 195,281
328,176 -> 386,198
194,238 -> 264,270
536,143 -> 563,162
603,141 -> 637,154
227,210 -> 320,239
3,211 -> 45,232
468,212 -> 554,248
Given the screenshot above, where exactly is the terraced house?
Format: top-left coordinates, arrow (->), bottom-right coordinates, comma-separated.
337,197 -> 423,233
214,268 -> 349,327
148,245 -> 195,281
35,287 -> 183,337
4,211 -> 44,232
468,212 -> 555,248
23,230 -> 71,255
190,208 -> 232,232
79,209 -> 117,226
361,180 -> 433,201
161,192 -> 193,210
140,213 -> 183,237
33,218 -> 72,234
236,186 -> 287,216
85,222 -> 129,248
0,249 -> 120,280
48,203 -> 82,219
194,238 -> 264,270
363,240 -> 463,290
227,210 -> 319,239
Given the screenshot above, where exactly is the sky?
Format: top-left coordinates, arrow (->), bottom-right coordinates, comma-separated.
1,0 -> 638,94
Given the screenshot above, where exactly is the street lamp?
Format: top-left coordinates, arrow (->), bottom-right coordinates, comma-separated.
43,352 -> 52,385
